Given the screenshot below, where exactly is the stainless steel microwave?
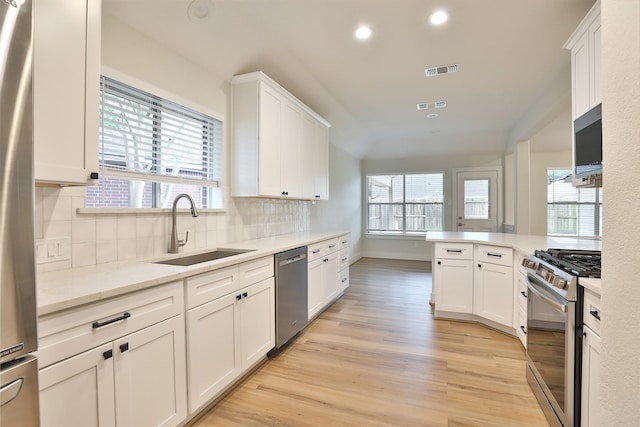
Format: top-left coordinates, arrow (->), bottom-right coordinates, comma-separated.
574,103 -> 602,180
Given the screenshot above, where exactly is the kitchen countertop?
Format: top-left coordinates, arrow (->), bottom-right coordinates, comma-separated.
425,232 -> 602,295
37,231 -> 348,317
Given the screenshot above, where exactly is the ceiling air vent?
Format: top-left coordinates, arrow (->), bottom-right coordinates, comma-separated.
417,101 -> 447,110
425,63 -> 459,77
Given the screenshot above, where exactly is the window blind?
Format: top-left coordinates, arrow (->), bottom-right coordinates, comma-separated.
547,169 -> 602,236
99,76 -> 222,187
367,173 -> 444,234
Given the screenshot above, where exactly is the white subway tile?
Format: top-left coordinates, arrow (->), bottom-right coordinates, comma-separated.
117,238 -> 137,261
72,220 -> 96,244
96,217 -> 117,242
96,241 -> 118,264
117,217 -> 136,240
71,243 -> 96,268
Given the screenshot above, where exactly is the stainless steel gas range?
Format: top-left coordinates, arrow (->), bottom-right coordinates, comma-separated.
522,248 -> 601,427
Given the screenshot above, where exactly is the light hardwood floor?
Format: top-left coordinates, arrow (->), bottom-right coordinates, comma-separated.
191,258 -> 549,426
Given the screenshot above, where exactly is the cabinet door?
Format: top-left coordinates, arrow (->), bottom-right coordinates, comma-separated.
308,258 -> 324,319
474,262 -> 514,327
589,16 -> 602,107
186,293 -> 241,413
34,0 -> 99,185
581,325 -> 601,427
322,252 -> 340,303
572,31 -> 591,118
301,113 -> 317,199
281,100 -> 303,198
240,278 -> 275,369
39,343 -> 115,427
258,84 -> 283,197
313,122 -> 330,200
434,259 -> 473,314
114,315 -> 187,427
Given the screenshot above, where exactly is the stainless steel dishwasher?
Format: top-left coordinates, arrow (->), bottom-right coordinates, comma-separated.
273,246 -> 308,350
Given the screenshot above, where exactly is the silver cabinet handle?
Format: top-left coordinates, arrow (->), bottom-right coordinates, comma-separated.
486,252 -> 502,258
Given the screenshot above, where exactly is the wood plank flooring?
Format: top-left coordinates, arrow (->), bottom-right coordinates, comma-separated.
191,258 -> 549,426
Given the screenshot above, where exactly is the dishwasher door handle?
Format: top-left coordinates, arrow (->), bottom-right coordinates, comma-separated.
279,253 -> 307,266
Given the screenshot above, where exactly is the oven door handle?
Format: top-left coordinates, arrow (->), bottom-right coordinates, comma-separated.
527,279 -> 567,313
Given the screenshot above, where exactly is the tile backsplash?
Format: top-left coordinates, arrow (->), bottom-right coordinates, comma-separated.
35,187 -> 311,272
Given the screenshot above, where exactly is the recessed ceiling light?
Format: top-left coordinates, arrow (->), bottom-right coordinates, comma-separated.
355,25 -> 372,40
426,113 -> 439,119
430,10 -> 448,25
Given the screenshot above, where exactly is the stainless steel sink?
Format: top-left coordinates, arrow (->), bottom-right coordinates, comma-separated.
154,249 -> 254,266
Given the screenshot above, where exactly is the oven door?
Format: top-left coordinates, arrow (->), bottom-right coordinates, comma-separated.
526,273 -> 575,426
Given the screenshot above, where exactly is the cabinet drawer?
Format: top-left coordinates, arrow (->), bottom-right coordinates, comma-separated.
38,281 -> 184,369
583,288 -> 601,336
517,272 -> 529,311
186,265 -> 240,310
308,238 -> 340,262
516,306 -> 527,348
338,268 -> 349,292
434,243 -> 473,260
238,256 -> 274,288
338,248 -> 349,271
476,244 -> 513,267
338,234 -> 349,250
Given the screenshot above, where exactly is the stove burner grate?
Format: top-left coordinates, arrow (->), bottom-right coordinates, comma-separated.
534,248 -> 601,278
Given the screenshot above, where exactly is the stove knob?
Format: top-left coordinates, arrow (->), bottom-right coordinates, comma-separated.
557,279 -> 568,289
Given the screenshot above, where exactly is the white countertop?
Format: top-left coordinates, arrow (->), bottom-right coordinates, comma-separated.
425,232 -> 602,295
37,231 -> 348,316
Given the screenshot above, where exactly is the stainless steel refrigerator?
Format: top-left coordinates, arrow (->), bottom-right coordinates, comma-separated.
1,0 -> 40,426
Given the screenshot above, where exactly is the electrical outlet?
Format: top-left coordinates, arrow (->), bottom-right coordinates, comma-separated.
36,237 -> 71,264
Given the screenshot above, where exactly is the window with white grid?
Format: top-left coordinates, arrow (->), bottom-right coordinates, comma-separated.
367,173 -> 444,234
86,76 -> 223,209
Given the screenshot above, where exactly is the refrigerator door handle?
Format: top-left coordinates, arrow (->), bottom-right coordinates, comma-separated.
0,378 -> 23,407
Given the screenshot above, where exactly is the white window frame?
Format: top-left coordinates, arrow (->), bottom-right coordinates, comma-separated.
86,67 -> 225,211
365,172 -> 444,237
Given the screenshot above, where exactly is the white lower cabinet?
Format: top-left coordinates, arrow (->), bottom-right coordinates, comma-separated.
114,315 -> 187,427
307,251 -> 339,320
581,288 -> 602,427
434,258 -> 473,314
474,262 -> 514,327
39,343 -> 115,427
473,245 -> 514,328
39,315 -> 187,427
186,278 -> 275,414
433,243 -> 517,334
581,324 -> 601,427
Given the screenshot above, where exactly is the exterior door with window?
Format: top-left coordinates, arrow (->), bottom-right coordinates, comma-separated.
454,169 -> 500,232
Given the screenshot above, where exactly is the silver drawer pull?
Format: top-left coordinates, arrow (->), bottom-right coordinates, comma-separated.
487,252 -> 503,258
589,310 -> 601,321
92,312 -> 131,329
341,278 -> 347,283
446,249 -> 462,253
342,257 -> 347,262
328,244 -> 336,249
312,249 -> 320,254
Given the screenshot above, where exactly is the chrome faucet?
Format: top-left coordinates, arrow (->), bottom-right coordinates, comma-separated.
169,194 -> 199,253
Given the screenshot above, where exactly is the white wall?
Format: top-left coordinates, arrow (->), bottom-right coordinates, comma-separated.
310,143 -> 363,261
600,1 -> 640,423
362,154 -> 503,261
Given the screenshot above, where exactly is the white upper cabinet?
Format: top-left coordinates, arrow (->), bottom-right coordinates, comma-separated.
231,72 -> 330,200
34,0 -> 101,185
565,0 -> 601,119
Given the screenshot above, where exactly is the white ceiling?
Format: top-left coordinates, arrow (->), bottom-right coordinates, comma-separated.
103,0 -> 594,160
